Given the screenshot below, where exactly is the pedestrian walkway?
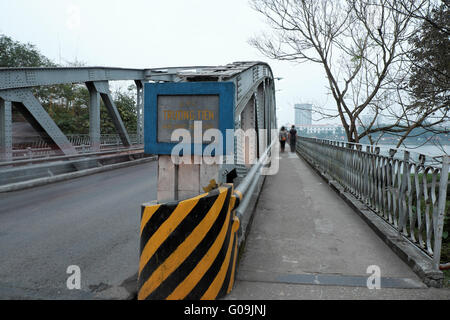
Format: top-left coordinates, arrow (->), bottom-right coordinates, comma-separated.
226,152 -> 450,300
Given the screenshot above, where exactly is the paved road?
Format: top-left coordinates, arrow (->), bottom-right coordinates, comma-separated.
0,162 -> 157,300
227,152 -> 450,300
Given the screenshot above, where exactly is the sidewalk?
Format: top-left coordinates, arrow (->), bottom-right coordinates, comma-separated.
226,151 -> 450,300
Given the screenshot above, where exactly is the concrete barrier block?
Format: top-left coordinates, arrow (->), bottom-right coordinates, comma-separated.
138,184 -> 240,300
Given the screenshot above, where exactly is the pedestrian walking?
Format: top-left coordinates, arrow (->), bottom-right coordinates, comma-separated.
279,127 -> 288,153
288,125 -> 297,153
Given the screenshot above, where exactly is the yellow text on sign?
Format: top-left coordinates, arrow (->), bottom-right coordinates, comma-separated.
163,110 -> 215,121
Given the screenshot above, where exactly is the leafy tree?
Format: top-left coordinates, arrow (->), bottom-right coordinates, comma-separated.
0,34 -> 54,67
101,87 -> 138,135
114,87 -> 138,134
1,34 -> 138,137
409,3 -> 449,110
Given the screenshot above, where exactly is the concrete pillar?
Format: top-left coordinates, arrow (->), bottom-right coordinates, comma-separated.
157,156 -> 176,203
178,161 -> 201,201
200,159 -> 219,191
0,99 -> 13,161
157,155 -> 220,203
87,83 -> 101,152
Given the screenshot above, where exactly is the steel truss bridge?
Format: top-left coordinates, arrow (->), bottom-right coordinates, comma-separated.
0,62 -> 277,163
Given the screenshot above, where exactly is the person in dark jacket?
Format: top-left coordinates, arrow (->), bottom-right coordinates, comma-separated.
288,125 -> 297,153
279,127 -> 288,153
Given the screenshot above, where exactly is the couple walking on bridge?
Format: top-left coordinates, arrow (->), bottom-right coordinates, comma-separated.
279,125 -> 297,153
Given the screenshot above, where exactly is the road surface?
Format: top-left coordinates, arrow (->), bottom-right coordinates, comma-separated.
0,161 -> 157,300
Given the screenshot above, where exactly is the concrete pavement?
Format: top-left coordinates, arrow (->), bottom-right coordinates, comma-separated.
0,162 -> 157,300
227,151 -> 450,300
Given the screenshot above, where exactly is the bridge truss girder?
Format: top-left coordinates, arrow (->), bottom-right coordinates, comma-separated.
0,88 -> 78,157
0,67 -> 147,160
0,62 -> 277,162
160,62 -> 278,177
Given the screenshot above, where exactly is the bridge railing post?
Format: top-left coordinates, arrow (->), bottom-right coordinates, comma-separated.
87,82 -> 101,152
433,155 -> 449,270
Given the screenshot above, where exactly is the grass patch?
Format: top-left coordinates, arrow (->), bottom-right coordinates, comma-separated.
444,270 -> 450,288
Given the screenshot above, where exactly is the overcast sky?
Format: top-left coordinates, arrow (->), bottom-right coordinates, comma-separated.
0,0 -> 335,126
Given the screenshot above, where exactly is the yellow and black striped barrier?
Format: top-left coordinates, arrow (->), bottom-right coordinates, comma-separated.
138,184 -> 241,300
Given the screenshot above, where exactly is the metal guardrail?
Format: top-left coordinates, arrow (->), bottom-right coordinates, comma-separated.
14,133 -> 139,148
0,147 -> 144,168
11,134 -> 140,159
297,137 -> 449,270
234,139 -> 277,240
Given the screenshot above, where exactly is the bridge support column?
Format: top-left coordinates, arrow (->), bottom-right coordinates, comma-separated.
256,85 -> 268,156
0,99 -> 12,161
0,89 -> 77,156
135,81 -> 144,145
240,96 -> 257,167
264,79 -> 272,144
87,82 -> 101,152
91,81 -> 131,147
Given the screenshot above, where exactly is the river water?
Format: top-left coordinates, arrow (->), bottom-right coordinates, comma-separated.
371,144 -> 449,168
379,144 -> 449,157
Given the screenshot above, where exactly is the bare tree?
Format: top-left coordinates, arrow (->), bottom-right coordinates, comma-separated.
250,0 -> 448,146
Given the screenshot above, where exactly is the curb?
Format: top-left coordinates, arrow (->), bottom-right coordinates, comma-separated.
296,151 -> 444,288
0,156 -> 157,193
237,175 -> 266,250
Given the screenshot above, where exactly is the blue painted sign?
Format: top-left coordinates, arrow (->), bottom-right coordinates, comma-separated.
144,82 -> 235,156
